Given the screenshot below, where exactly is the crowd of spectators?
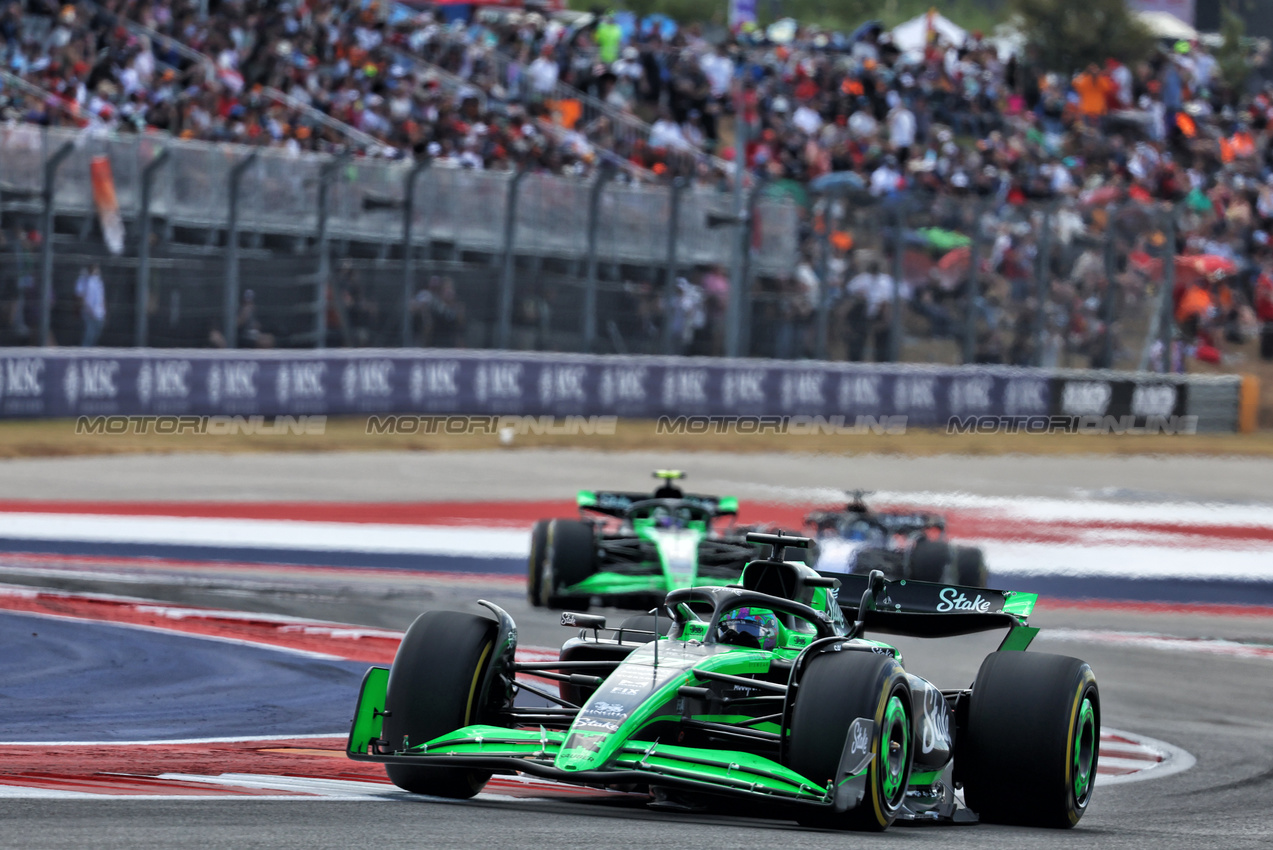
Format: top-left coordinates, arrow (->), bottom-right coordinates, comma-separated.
4,0 -> 1273,367
0,0 -> 728,176
719,21 -> 1273,369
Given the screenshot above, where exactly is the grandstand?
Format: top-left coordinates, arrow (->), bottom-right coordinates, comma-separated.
0,1 -> 1270,373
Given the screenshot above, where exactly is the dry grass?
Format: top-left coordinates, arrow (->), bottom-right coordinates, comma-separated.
0,417 -> 1271,459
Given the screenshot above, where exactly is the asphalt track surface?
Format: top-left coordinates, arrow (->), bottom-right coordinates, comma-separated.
1,449 -> 1272,503
1,451 -> 1272,848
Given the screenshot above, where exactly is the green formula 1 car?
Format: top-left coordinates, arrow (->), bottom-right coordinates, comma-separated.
526,471 -> 763,610
348,532 -> 1100,830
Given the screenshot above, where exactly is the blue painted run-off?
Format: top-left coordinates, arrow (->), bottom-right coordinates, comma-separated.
0,610 -> 368,742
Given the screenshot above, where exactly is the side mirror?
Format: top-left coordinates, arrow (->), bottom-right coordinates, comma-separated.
560,612 -> 607,631
869,569 -> 885,599
850,569 -> 887,638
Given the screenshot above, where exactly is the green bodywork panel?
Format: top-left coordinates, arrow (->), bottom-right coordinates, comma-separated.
347,666 -> 389,755
1002,591 -> 1038,618
555,641 -> 771,773
405,724 -> 849,801
998,625 -> 1040,651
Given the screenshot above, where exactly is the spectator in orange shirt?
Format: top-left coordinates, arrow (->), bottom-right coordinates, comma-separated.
1072,64 -> 1115,123
1175,279 -> 1213,326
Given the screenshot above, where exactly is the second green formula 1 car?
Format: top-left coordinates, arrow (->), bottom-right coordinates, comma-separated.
527,470 -> 762,610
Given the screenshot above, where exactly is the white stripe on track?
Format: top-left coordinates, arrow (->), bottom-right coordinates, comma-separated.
1039,629 -> 1273,660
710,484 -> 1273,529
0,783 -> 98,799
974,540 -> 1273,583
0,513 -> 529,557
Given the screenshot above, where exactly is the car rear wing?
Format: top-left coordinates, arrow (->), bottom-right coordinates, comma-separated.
577,490 -> 739,518
806,511 -> 945,535
822,571 -> 1039,648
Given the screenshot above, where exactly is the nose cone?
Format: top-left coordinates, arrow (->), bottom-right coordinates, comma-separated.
555,731 -> 611,772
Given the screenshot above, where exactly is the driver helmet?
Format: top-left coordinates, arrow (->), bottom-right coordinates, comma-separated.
846,519 -> 873,541
654,506 -> 691,529
717,607 -> 780,650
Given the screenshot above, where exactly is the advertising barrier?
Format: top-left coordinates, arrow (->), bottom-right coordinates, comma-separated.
0,349 -> 1245,432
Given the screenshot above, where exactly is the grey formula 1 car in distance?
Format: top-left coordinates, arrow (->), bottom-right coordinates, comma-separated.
805,492 -> 988,587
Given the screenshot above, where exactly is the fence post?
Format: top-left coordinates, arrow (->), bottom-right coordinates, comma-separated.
661,178 -> 686,355
496,170 -> 528,350
39,140 -> 75,347
1159,208 -> 1177,372
223,151 -> 258,349
814,192 -> 834,360
738,176 -> 768,358
1100,210 -> 1119,368
135,149 -> 169,347
962,202 -> 981,364
724,72 -> 749,359
401,158 -> 432,347
582,163 -> 615,353
314,154 -> 347,349
889,204 -> 906,363
1032,204 -> 1055,367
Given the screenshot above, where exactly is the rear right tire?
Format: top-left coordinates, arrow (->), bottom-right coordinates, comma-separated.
960,651 -> 1100,828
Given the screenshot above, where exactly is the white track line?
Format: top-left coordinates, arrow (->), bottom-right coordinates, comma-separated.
0,514 -> 530,557
1039,629 -> 1273,660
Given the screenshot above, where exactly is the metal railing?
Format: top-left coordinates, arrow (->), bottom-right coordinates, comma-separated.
0,124 -> 797,354
0,125 -> 796,268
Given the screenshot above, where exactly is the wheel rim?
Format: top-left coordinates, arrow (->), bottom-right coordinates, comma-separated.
1072,696 -> 1097,805
880,694 -> 909,807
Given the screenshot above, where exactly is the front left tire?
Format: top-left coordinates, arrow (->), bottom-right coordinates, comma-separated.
381,611 -> 500,798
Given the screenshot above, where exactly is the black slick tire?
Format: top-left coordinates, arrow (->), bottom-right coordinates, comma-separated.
907,539 -> 950,582
960,651 -> 1100,828
526,520 -> 550,606
381,611 -> 499,798
540,519 -> 597,609
787,650 -> 912,831
955,546 -> 988,587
